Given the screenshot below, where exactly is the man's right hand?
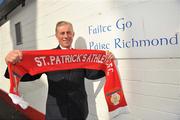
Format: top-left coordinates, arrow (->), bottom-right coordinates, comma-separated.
5,50 -> 23,65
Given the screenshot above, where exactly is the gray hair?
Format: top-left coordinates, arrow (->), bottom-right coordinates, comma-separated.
55,21 -> 74,33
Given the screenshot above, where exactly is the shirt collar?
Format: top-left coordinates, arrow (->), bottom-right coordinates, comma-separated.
59,45 -> 72,49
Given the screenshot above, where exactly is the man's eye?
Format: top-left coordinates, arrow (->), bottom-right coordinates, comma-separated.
60,32 -> 65,35
67,32 -> 73,35
59,32 -> 72,35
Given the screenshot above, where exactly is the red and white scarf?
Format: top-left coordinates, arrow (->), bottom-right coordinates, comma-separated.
8,49 -> 128,118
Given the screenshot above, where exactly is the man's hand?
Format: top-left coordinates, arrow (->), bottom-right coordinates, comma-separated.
106,50 -> 115,61
5,50 -> 23,65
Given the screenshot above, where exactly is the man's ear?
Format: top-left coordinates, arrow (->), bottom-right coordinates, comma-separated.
55,33 -> 60,40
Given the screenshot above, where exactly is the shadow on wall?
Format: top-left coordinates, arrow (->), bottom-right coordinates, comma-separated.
75,37 -> 106,120
75,37 -> 87,49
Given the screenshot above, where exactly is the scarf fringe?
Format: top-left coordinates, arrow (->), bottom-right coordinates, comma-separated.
109,106 -> 129,119
8,93 -> 29,109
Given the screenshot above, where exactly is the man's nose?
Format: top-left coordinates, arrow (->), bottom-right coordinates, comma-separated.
64,33 -> 68,37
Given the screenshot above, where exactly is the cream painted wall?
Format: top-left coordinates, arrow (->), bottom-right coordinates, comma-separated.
0,21 -> 13,92
0,0 -> 180,120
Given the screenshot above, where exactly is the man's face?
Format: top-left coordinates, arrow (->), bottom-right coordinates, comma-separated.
55,24 -> 74,48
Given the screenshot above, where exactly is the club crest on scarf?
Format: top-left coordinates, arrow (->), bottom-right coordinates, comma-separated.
110,93 -> 120,106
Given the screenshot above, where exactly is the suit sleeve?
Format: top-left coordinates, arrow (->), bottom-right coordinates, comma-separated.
4,67 -> 42,82
85,69 -> 105,80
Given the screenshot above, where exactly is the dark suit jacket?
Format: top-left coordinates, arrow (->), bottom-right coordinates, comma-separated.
4,46 -> 105,120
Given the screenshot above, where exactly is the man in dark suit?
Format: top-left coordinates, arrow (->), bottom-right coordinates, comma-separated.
5,21 -> 114,120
